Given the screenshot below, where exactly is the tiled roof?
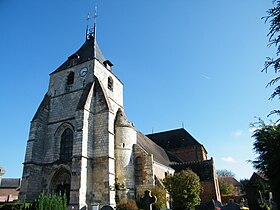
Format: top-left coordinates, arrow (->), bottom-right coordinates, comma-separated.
0,178 -> 20,188
147,128 -> 204,150
219,176 -> 241,187
249,172 -> 269,185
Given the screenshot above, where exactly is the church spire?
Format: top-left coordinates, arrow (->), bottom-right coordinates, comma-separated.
86,12 -> 90,40
86,5 -> 98,58
93,4 -> 97,58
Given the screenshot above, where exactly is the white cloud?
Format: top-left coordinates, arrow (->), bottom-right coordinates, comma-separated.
200,74 -> 211,80
222,156 -> 236,163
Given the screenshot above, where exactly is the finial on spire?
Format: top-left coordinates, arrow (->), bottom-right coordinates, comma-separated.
86,4 -> 98,41
86,12 -> 90,39
85,3 -> 98,58
93,4 -> 97,58
93,4 -> 97,41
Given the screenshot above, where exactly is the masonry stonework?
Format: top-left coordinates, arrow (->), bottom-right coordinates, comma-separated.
20,34 -> 220,209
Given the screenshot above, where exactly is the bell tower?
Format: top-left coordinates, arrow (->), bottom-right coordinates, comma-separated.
20,12 -> 123,209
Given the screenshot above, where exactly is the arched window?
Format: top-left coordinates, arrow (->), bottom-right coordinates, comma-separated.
108,76 -> 113,91
60,128 -> 73,161
135,156 -> 143,185
67,72 -> 74,85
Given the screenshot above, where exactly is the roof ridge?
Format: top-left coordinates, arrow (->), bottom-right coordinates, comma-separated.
146,127 -> 185,136
171,159 -> 212,165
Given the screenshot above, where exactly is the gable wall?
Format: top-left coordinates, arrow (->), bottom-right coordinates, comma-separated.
169,145 -> 207,162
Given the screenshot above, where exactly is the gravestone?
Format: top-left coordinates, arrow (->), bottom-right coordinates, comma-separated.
140,190 -> 157,210
245,184 -> 263,210
100,205 -> 114,210
195,200 -> 216,210
90,203 -> 100,210
221,203 -> 240,210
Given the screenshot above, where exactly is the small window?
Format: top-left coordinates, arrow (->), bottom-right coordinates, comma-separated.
108,76 -> 113,91
67,72 -> 74,85
135,156 -> 143,185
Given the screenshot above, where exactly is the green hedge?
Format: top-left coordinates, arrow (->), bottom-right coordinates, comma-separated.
0,202 -> 35,210
0,193 -> 66,210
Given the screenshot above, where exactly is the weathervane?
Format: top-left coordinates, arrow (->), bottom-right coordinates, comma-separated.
86,3 -> 98,41
86,3 -> 98,58
93,4 -> 97,39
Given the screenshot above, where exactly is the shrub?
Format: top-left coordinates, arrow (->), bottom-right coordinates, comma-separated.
0,202 -> 35,210
116,198 -> 138,210
164,169 -> 202,210
151,187 -> 166,210
35,193 -> 67,210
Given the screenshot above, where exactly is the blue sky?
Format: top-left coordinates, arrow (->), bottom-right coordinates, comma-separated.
0,0 -> 278,180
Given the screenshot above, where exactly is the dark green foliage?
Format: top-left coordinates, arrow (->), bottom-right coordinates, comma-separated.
151,187 -> 167,210
0,194 -> 67,210
263,1 -> 280,117
218,178 -> 234,195
239,178 -> 249,194
251,119 -> 280,207
163,169 -> 202,210
254,0 -> 280,207
35,193 -> 67,210
0,202 -> 35,210
116,199 -> 138,210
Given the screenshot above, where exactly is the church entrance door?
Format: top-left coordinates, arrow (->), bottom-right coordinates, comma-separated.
56,183 -> 70,204
50,168 -> 71,204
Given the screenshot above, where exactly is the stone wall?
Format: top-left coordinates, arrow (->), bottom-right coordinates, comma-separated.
20,57 -> 124,209
153,162 -> 174,181
115,124 -> 137,200
133,144 -> 154,194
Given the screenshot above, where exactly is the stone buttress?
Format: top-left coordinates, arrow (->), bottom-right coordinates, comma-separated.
19,35 -> 123,209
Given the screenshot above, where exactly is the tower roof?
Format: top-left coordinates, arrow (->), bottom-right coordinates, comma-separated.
115,109 -> 133,128
52,35 -> 106,74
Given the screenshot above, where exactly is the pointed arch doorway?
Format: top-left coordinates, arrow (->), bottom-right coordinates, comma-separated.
50,168 -> 71,204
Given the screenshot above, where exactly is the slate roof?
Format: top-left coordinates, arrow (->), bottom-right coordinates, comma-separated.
136,131 -> 174,167
52,35 -> 106,74
147,128 -> 206,151
0,178 -> 20,188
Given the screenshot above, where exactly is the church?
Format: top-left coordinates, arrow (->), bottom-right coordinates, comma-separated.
19,23 -> 220,209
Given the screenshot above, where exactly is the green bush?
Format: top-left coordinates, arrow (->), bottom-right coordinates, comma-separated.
0,202 -> 34,210
35,193 -> 67,210
164,169 -> 202,210
116,198 -> 138,210
151,187 -> 167,210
